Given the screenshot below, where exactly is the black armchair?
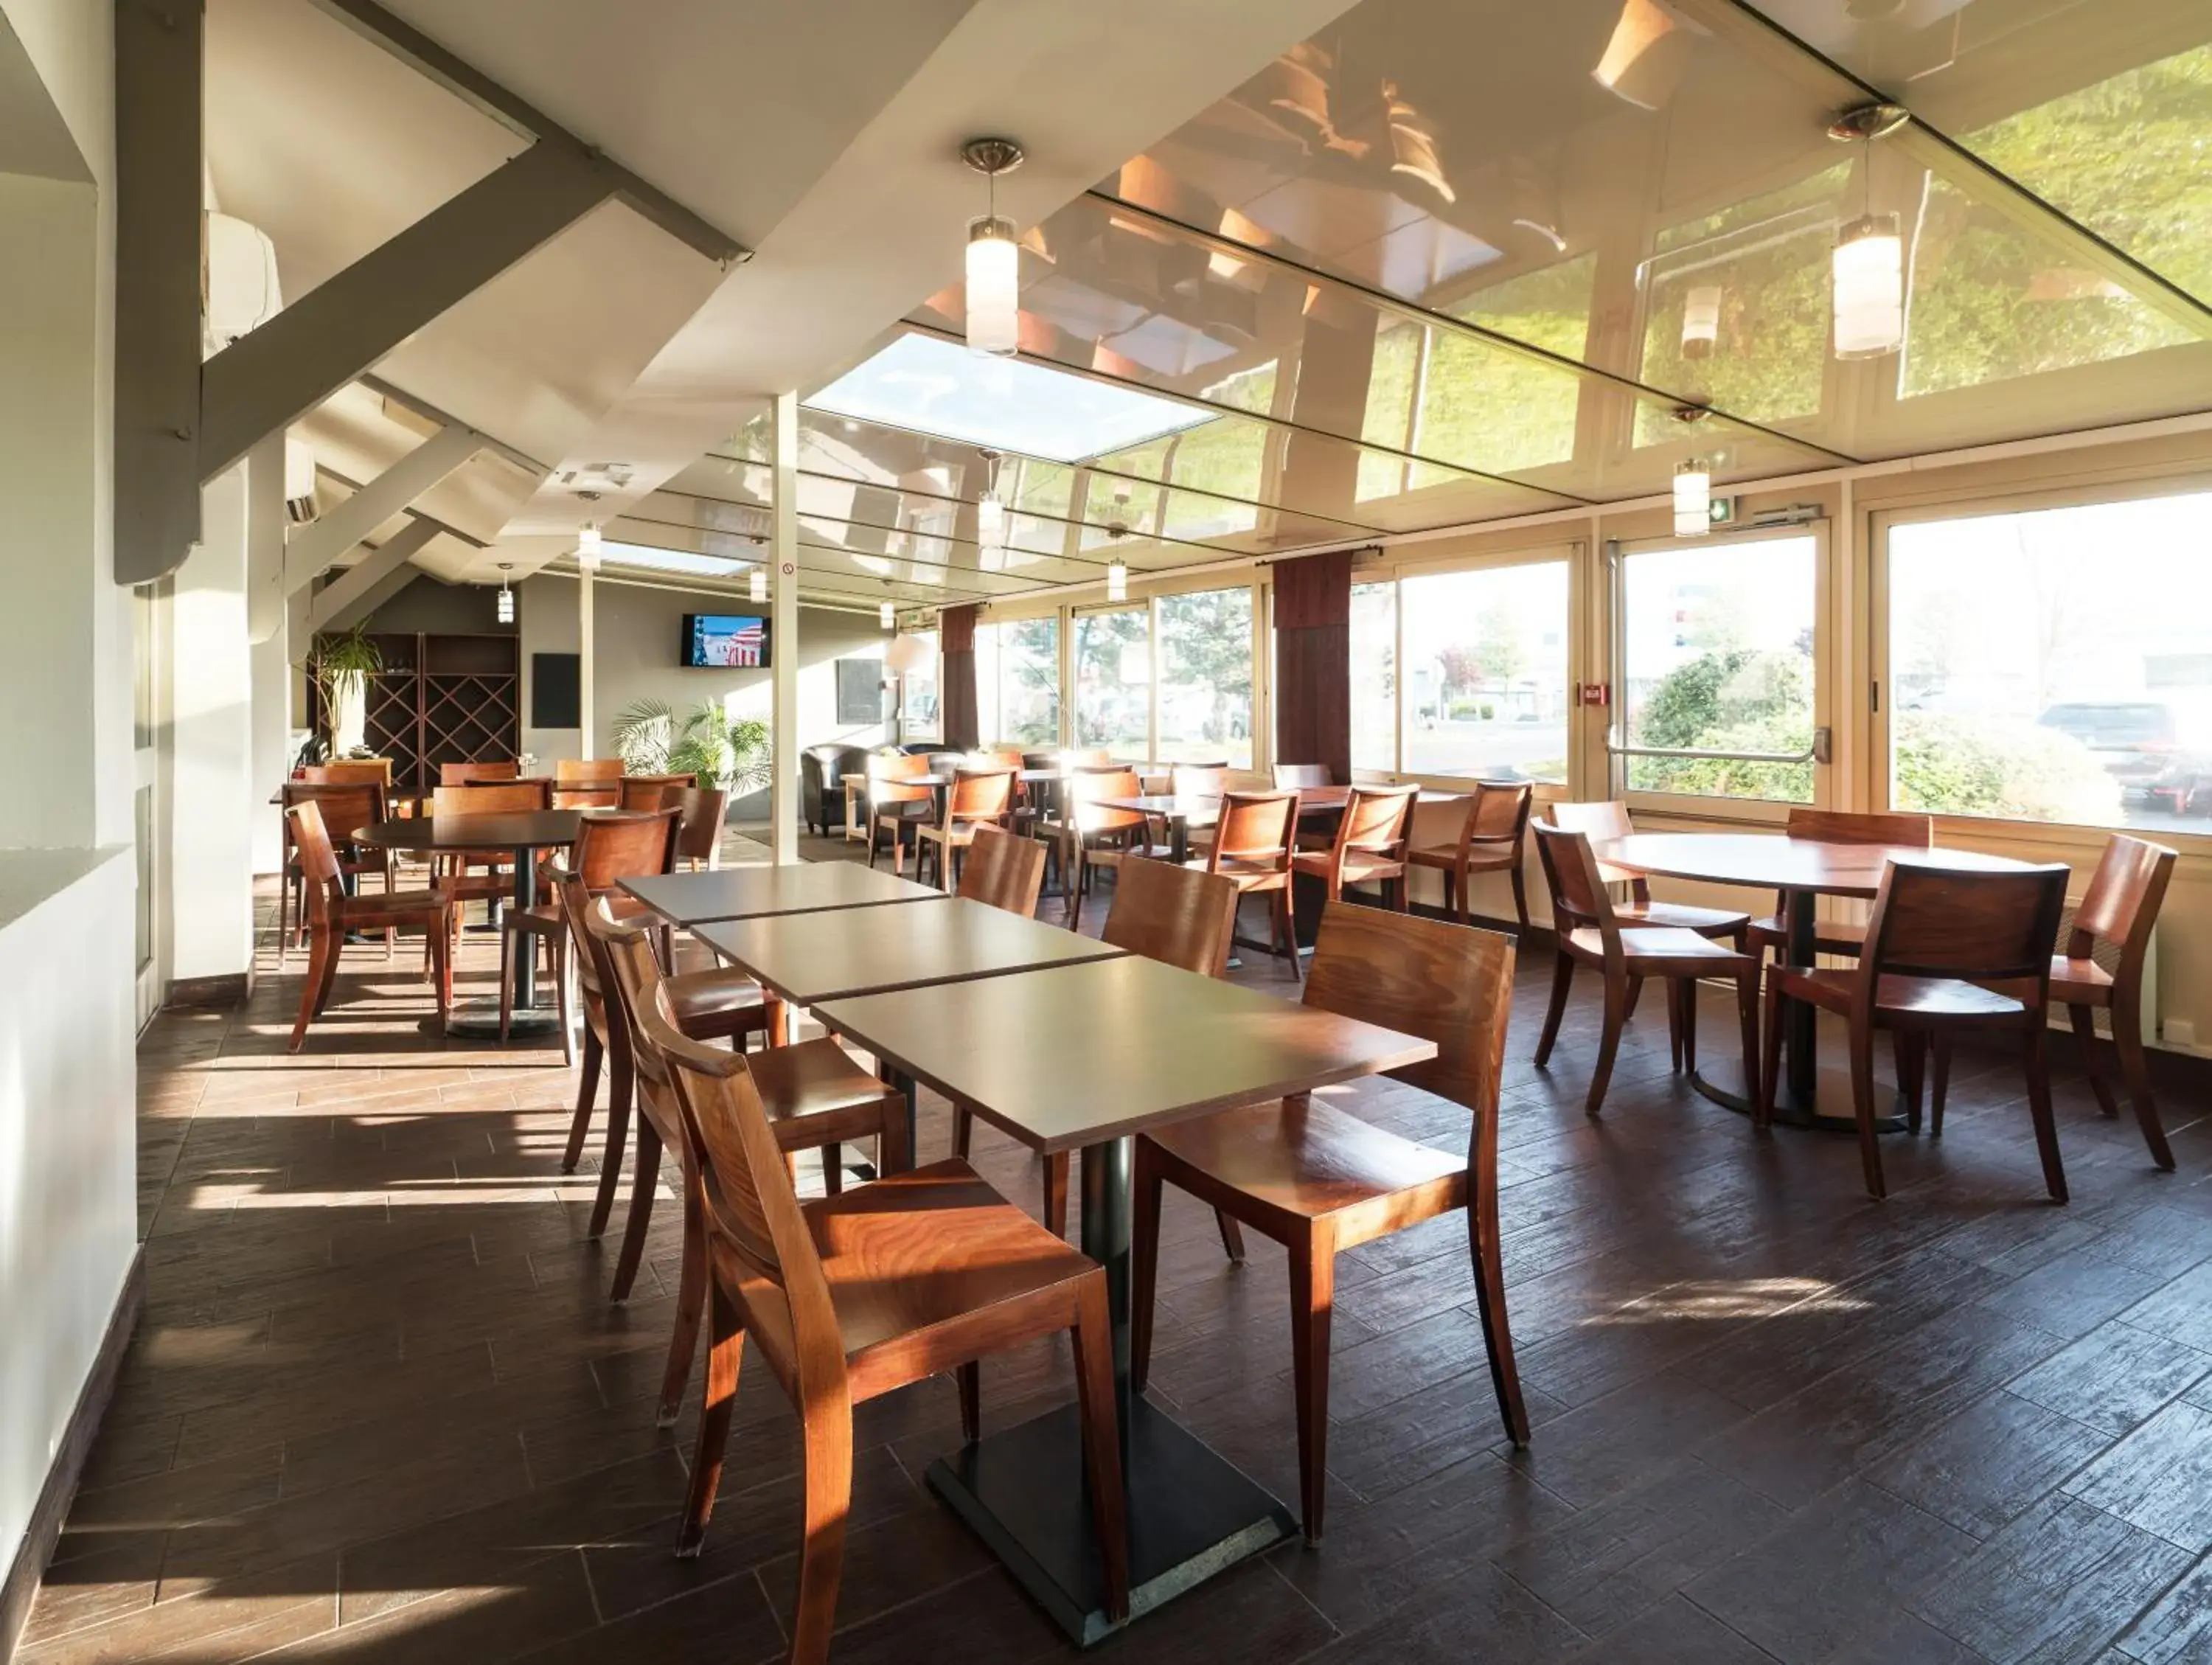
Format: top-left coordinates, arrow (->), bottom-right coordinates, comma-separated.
801,743 -> 869,837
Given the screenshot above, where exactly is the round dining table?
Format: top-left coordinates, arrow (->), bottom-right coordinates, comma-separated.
354,810 -> 585,1038
1594,833 -> 2030,1133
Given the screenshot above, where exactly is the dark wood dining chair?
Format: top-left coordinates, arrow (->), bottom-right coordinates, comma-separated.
954,824 -> 1046,917
914,767 -> 1015,891
305,759 -> 394,788
284,801 -> 451,1052
1745,807 -> 1932,962
1057,765 -> 1167,930
1545,799 -> 1751,943
1132,902 -> 1528,1543
1183,788 -> 1301,980
1272,762 -> 1332,789
967,746 -> 1026,771
556,757 -> 625,786
431,779 -> 554,935
863,751 -> 933,872
1407,781 -> 1534,932
666,787 -> 728,872
1760,857 -> 2071,1201
499,809 -> 678,1051
619,778 -> 673,812
641,987 -> 1130,1657
1289,783 -> 1417,912
439,760 -> 520,785
1533,822 -> 1762,1116
278,781 -> 392,962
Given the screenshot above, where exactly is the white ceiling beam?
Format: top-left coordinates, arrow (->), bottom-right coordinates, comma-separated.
305,515 -> 439,633
284,423 -> 479,590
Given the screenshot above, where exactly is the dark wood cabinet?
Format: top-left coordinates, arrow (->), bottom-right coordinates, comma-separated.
313,632 -> 519,796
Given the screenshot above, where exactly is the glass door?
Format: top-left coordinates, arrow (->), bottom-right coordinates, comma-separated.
133,581 -> 169,1029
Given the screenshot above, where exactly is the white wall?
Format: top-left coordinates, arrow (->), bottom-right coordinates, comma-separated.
248,621 -> 291,874
169,467 -> 254,982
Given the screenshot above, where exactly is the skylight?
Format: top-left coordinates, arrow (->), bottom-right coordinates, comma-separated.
805,331 -> 1214,464
601,540 -> 751,579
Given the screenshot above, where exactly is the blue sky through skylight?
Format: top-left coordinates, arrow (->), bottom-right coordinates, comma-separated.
602,540 -> 749,578
805,331 -> 1214,463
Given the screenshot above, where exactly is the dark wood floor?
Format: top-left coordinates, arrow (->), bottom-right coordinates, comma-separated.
25,838 -> 2212,1664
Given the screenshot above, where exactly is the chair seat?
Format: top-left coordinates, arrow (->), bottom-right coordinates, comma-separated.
1407,842 -> 1517,874
335,887 -> 446,925
1180,855 -> 1288,889
1142,1096 -> 1461,1234
1290,849 -> 1405,884
664,967 -> 771,1041
1747,913 -> 1868,954
2048,956 -> 2114,1001
1042,810 -> 1150,839
442,872 -> 512,903
1566,925 -> 1754,967
1618,899 -> 1748,937
917,819 -> 996,847
750,1038 -> 902,1132
1777,966 -> 2033,1021
725,1158 -> 1096,1397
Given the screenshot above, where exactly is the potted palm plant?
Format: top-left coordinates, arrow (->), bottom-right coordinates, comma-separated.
308,625 -> 383,755
611,698 -> 772,799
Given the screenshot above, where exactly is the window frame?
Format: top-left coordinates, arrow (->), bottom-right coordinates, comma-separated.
900,627 -> 942,743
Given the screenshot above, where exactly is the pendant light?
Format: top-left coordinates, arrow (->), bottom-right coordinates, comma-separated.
749,566 -> 768,604
880,599 -> 896,630
1106,559 -> 1129,603
1680,285 -> 1721,359
577,521 -> 602,564
961,138 -> 1025,357
1827,102 -> 1910,361
1672,407 -> 1711,538
975,448 -> 1007,569
495,562 -> 516,623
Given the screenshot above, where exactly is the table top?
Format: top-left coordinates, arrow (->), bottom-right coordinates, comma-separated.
618,861 -> 939,925
1099,785 -> 1464,821
815,953 -> 1436,1155
1596,832 -> 2031,899
353,811 -> 585,853
695,896 -> 1126,1007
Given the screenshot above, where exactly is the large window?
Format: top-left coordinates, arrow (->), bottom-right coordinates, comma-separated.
1156,587 -> 1253,767
901,628 -> 940,740
1885,490 -> 2212,831
1350,581 -> 1396,773
1620,533 -> 1816,802
1074,608 -> 1150,758
975,616 -> 1061,747
1400,563 -> 1570,782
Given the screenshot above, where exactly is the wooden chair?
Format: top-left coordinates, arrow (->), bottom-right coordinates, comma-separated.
284,801 -> 451,1052
2043,835 -> 2180,1171
278,782 -> 392,962
304,759 -> 394,787
431,779 -> 552,931
967,747 -> 1025,771
667,787 -> 727,872
863,752 -> 933,873
914,768 -> 1015,891
554,787 -> 622,809
1054,766 -> 1167,930
1532,822 -> 1762,1116
1182,788 -> 1301,981
439,760 -> 519,785
499,810 -> 678,1051
1132,903 -> 1527,1541
1545,800 -> 1750,943
953,824 -> 1046,917
1745,809 -> 1933,961
1408,782 -> 1534,933
642,987 -> 1130,1654
1272,762 -> 1331,789
620,778 -> 675,811
556,757 -> 625,785
1171,763 -> 1228,797
1760,857 -> 2071,1201
1289,783 -> 1416,913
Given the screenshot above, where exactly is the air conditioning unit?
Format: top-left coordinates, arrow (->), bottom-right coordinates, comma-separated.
2046,896 -> 2158,1045
283,437 -> 318,524
204,211 -> 282,354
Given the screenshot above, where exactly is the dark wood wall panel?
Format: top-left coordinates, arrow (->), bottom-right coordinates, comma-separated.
939,604 -> 979,751
1273,550 -> 1354,782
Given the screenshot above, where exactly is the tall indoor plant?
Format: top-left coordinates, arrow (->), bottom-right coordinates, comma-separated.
611,698 -> 772,796
308,625 -> 383,755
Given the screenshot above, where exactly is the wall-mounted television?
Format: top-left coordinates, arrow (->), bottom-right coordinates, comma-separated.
681,613 -> 771,669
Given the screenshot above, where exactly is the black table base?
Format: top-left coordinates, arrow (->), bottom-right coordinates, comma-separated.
1687,1054 -> 1909,1136
443,998 -> 565,1040
927,1397 -> 1296,1647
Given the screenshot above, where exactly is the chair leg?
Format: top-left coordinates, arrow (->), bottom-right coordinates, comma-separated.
2023,1021 -> 2068,1204
1466,1188 -> 1528,1447
1276,885 -> 1301,984
2068,1004 -> 2121,1119
311,925 -> 344,1017
1848,1021 -> 1885,1200
586,1051 -> 635,1240
1732,967 -> 1758,1115
1895,1030 -> 1926,1136
1131,1144 -> 1164,1395
956,1361 -> 980,1443
789,1391 -> 855,1665
1680,975 -> 1700,1073
2111,994 -> 2174,1171
554,938 -> 574,1067
1289,1228 -> 1335,1544
1665,977 -> 1683,1074
428,919 -> 451,1034
1533,950 -> 1574,1068
1586,970 -> 1627,1116
953,1104 -> 973,1160
675,1285 -> 746,1558
498,922 -> 515,1045
657,1155 -> 709,1427
1071,1275 -> 1131,1623
1214,1209 -> 1247,1262
276,872 -> 291,967
1509,862 -> 1529,934
563,1029 -> 602,1174
1930,1037 -> 1952,1138
1043,1151 -> 1069,1239
1757,981 -> 1785,1131
610,1119 -> 660,1302
288,928 -> 333,1053
819,1142 -> 844,1196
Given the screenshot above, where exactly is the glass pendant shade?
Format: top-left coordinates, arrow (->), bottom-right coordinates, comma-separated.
749,567 -> 768,603
1680,285 -> 1721,359
880,601 -> 896,629
965,218 -> 1020,356
1672,459 -> 1711,537
1106,560 -> 1128,602
495,584 -> 515,624
976,493 -> 1006,551
1832,213 -> 1904,359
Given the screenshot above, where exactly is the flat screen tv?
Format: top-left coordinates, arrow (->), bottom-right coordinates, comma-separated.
682,613 -> 771,669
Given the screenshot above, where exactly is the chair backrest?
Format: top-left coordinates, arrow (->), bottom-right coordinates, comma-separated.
1862,858 -> 2070,989
439,760 -> 519,785
1171,764 -> 1228,798
549,863 -> 613,1028
1785,807 -> 1932,847
1100,857 -> 1239,976
944,767 -> 1015,824
956,824 -> 1046,917
282,782 -> 385,855
1302,902 -> 1515,1175
433,781 -> 551,817
1333,785 -> 1417,858
305,759 -> 393,786
866,750 -> 931,805
2070,834 -> 2177,975
667,788 -> 726,866
1531,823 -> 1618,941
553,787 -> 622,810
573,809 -> 681,889
1273,762 -> 1332,789
1069,765 -> 1141,803
1545,799 -> 1632,843
620,779 -> 674,812
284,802 -> 345,922
1208,790 -> 1297,873
1063,748 -> 1113,768
968,748 -> 1024,771
1467,781 -> 1535,844
556,758 -> 625,785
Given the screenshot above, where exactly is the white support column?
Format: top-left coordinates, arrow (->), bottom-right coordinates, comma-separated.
577,557 -> 597,759
245,433 -> 289,644
770,390 -> 800,865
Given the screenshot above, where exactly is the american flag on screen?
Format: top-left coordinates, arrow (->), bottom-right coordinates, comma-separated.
699,616 -> 766,667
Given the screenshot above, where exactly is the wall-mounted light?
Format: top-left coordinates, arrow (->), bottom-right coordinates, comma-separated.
1680,285 -> 1722,359
495,562 -> 516,624
880,599 -> 896,630
1828,102 -> 1910,361
749,566 -> 768,603
961,138 -> 1025,357
1106,559 -> 1129,603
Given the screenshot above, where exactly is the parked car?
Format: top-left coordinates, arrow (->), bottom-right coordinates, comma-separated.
2037,701 -> 2212,812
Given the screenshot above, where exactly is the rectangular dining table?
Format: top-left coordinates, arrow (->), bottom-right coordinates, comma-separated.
617,861 -> 937,926
814,955 -> 1435,1644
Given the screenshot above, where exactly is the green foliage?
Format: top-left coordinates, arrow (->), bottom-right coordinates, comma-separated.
1629,647 -> 1813,802
308,625 -> 383,743
1893,712 -> 2121,824
611,698 -> 771,794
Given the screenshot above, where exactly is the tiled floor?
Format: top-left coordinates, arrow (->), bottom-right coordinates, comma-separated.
24,837 -> 2212,1664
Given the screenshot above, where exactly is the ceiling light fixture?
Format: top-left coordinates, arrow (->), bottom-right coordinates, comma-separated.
577,521 -> 602,571
1680,285 -> 1722,359
880,599 -> 896,630
975,448 -> 1007,569
749,566 -> 768,604
1672,408 -> 1712,538
495,562 -> 516,624
1593,0 -> 1688,111
1106,559 -> 1129,603
1827,102 -> 1910,360
961,137 -> 1025,357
